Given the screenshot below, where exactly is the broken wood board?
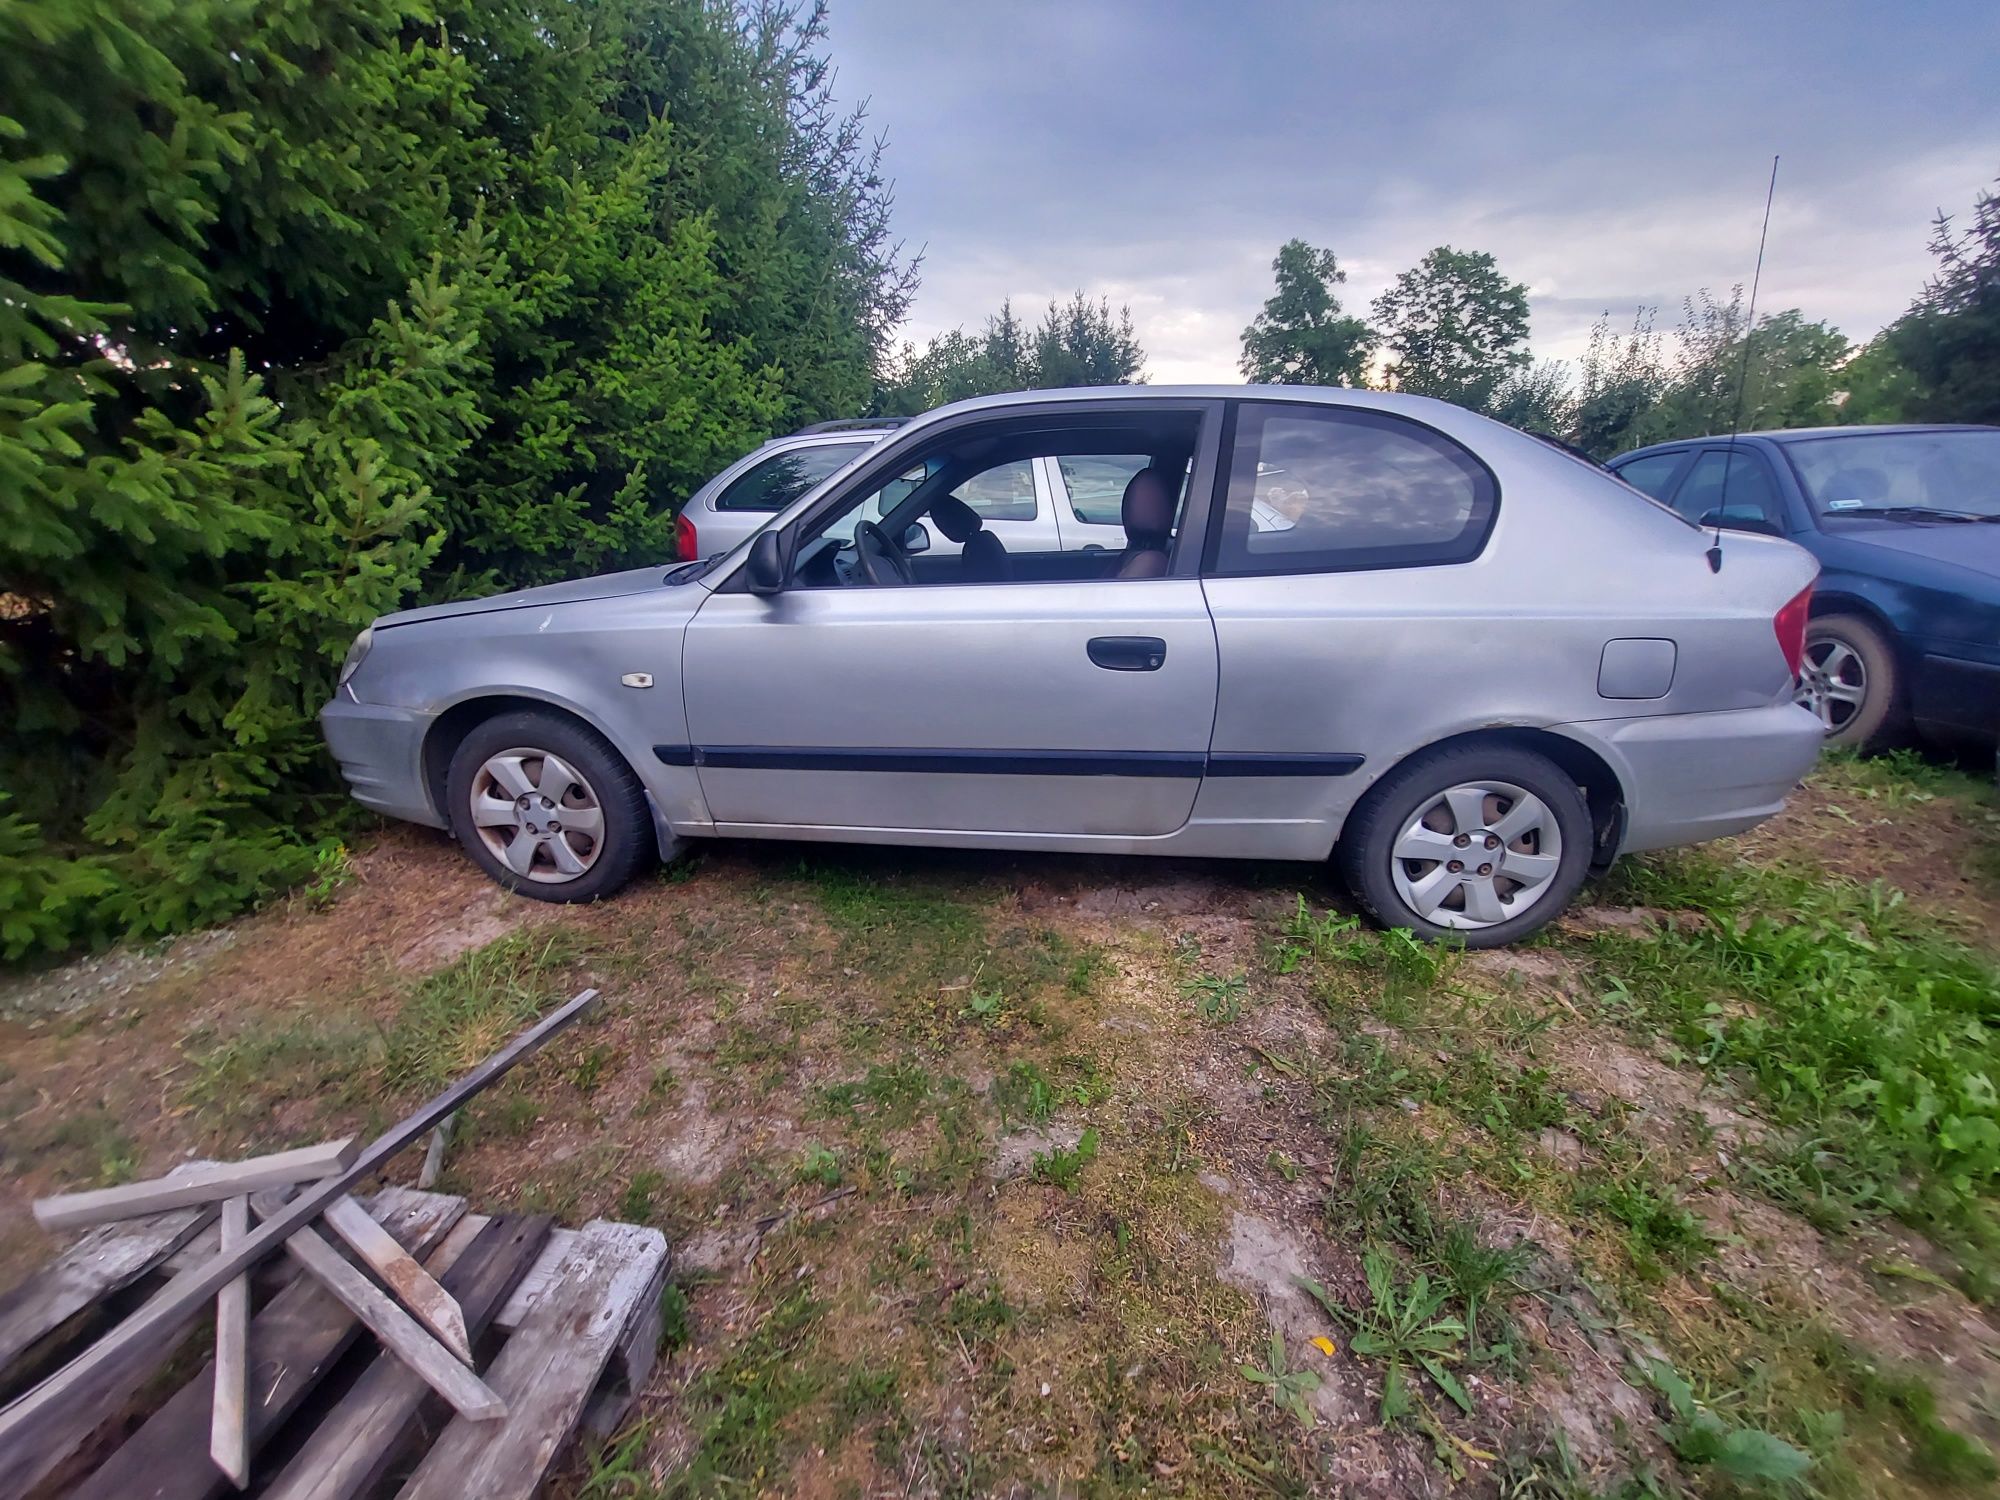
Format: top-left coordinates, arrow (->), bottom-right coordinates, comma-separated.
321,1194 -> 471,1363
261,1214 -> 553,1500
0,986 -> 598,1473
65,1189 -> 467,1500
32,1139 -> 357,1232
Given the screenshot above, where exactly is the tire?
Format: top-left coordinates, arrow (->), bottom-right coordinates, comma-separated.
445,710 -> 654,904
1795,613 -> 1903,751
1336,744 -> 1593,949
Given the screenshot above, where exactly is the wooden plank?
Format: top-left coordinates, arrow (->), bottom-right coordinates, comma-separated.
417,1113 -> 455,1190
32,1140 -> 358,1232
0,1202 -> 210,1379
262,1215 -> 554,1500
65,1191 -> 466,1500
268,1214 -> 505,1423
397,1221 -> 668,1500
322,1195 -> 472,1363
0,986 -> 598,1478
208,1198 -> 250,1489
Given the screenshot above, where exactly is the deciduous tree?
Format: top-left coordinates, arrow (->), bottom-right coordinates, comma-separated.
1239,239 -> 1376,386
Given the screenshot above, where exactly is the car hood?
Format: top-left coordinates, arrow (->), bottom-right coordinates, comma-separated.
1823,518 -> 2000,574
376,566 -> 682,628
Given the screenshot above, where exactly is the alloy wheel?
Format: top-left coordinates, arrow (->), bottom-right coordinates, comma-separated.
1794,637 -> 1866,736
1388,780 -> 1563,931
467,747 -> 604,884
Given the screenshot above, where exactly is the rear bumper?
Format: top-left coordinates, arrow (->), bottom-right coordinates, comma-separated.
1911,651 -> 2000,743
319,692 -> 444,828
1555,702 -> 1824,856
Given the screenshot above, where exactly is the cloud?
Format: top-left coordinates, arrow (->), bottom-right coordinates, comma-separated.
831,0 -> 1999,383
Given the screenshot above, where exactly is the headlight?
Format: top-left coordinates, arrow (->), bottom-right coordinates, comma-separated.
338,626 -> 374,687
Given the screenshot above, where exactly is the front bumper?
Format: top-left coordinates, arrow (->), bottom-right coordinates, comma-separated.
319,692 -> 444,828
1556,701 -> 1825,856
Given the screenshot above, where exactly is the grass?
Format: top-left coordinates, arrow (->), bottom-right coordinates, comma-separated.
1578,850 -> 2000,1288
15,753 -> 2000,1500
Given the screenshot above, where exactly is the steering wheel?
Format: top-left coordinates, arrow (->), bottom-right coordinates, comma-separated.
853,519 -> 915,586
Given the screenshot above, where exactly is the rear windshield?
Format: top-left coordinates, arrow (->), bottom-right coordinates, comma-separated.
715,441 -> 869,512
1785,430 -> 2000,518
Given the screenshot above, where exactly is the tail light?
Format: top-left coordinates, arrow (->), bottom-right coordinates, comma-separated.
1774,583 -> 1812,678
674,512 -> 698,563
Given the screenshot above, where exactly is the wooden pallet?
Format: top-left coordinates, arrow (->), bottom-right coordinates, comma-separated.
0,1187 -> 668,1500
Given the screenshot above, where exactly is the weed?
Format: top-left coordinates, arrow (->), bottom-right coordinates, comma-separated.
1240,1331 -> 1321,1427
570,1042 -> 617,1095
299,840 -> 353,908
945,1286 -> 1017,1342
1030,1128 -> 1099,1191
1266,1149 -> 1300,1182
797,1142 -> 841,1187
1301,1249 -> 1470,1423
1573,1169 -> 1710,1280
1432,1220 -> 1530,1357
992,1061 -> 1056,1125
658,1282 -> 691,1352
621,1169 -> 666,1224
1640,1359 -> 1812,1486
1183,970 -> 1248,1025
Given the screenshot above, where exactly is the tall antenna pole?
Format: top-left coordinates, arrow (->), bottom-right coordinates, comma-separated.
1711,154 -> 1780,573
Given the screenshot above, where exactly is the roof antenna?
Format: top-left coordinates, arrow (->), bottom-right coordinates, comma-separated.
1711,154 -> 1780,574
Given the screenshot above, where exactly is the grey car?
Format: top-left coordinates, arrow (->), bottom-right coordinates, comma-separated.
323,386 -> 1824,946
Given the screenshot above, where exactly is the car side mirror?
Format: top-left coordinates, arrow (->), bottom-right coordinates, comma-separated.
903,522 -> 931,554
744,530 -> 788,594
1699,509 -> 1783,538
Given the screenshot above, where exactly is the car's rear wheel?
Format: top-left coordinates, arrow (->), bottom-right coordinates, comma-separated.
1337,744 -> 1593,948
1795,613 -> 1903,750
445,710 -> 653,903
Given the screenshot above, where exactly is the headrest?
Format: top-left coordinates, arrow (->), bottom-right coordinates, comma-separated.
1121,468 -> 1175,540
930,494 -> 983,543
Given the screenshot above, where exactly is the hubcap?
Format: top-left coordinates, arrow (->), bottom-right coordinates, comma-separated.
1389,780 -> 1562,931
468,748 -> 604,884
1794,638 -> 1866,735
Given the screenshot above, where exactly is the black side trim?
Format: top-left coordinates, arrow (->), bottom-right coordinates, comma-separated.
1205,752 -> 1364,777
653,745 -> 1363,778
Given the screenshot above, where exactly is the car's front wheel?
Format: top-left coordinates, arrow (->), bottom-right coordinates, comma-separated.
445,710 -> 654,903
1337,744 -> 1593,947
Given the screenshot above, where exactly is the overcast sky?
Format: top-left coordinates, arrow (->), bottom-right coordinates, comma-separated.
827,0 -> 1999,382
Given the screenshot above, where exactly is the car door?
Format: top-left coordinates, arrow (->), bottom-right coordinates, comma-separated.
677,409 -> 1223,839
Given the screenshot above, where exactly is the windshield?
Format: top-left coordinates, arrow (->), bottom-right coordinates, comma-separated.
1786,430 -> 2000,519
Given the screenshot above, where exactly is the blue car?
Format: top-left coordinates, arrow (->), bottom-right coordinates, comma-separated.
1609,425 -> 2000,751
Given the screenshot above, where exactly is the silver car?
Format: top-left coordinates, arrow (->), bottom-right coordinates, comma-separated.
323,386 -> 1824,946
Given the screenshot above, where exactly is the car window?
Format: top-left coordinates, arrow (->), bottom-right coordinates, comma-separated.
1056,454 -> 1149,525
1784,429 -> 2000,518
714,441 -> 869,512
1671,450 -> 1783,529
1207,404 -> 1496,576
1610,452 -> 1686,501
951,459 -> 1037,521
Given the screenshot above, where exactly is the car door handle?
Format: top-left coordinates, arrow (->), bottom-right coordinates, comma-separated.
1087,636 -> 1167,671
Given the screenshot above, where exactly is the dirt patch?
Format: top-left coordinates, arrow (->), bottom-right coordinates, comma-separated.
1728,774 -> 2000,951
1218,1208 -> 1354,1424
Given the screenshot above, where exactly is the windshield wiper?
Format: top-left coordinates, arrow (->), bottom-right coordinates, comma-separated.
1823,504 -> 1991,523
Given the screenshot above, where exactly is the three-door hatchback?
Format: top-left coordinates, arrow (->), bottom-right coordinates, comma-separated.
323,386 -> 1825,946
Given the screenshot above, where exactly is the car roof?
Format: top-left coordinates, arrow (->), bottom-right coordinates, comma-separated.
1616,423 -> 1998,460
